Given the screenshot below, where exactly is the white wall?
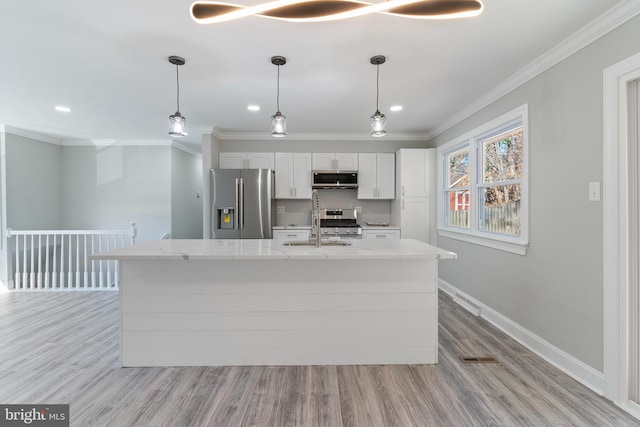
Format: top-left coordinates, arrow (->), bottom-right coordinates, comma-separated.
429,15 -> 640,373
5,133 -> 62,229
60,144 -> 172,243
171,146 -> 203,238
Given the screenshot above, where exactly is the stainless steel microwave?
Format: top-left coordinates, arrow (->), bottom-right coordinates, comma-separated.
312,170 -> 358,189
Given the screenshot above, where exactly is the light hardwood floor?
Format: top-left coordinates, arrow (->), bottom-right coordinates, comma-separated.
1,290 -> 638,427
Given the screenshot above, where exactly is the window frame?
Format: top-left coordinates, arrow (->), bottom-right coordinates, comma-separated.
437,104 -> 529,255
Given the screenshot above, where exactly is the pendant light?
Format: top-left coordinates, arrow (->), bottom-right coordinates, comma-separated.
271,56 -> 286,138
370,55 -> 386,138
168,56 -> 187,137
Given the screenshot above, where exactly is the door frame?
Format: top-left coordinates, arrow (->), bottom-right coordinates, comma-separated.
603,50 -> 640,418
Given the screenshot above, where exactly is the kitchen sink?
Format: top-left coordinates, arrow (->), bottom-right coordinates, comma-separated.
283,240 -> 352,247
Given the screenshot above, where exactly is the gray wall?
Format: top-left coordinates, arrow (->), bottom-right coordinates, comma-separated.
60,145 -> 172,243
5,133 -> 62,229
429,15 -> 640,372
171,147 -> 203,238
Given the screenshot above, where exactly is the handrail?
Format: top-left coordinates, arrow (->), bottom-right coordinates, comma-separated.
6,222 -> 137,290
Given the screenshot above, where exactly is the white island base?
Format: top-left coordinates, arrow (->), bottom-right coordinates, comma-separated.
93,239 -> 456,367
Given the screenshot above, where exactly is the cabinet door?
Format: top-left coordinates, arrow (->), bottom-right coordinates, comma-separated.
247,152 -> 275,170
292,153 -> 312,199
219,152 -> 246,169
376,153 -> 395,199
335,153 -> 358,170
274,153 -> 294,198
398,149 -> 433,198
312,153 -> 335,170
357,153 -> 376,199
401,197 -> 430,243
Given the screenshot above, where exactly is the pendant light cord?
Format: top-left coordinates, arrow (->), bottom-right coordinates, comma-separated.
375,63 -> 380,111
276,64 -> 281,113
175,64 -> 181,112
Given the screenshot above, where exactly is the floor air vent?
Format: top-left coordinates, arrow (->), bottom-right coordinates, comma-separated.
459,356 -> 499,363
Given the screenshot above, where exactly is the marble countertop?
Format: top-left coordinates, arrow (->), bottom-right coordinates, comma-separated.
90,239 -> 457,261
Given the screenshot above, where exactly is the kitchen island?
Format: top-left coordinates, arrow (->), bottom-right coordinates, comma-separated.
92,239 -> 456,367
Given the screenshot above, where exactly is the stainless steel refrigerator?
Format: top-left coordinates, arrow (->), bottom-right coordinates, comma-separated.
210,168 -> 275,239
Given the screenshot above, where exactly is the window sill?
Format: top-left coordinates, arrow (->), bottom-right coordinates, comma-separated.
438,229 -> 528,255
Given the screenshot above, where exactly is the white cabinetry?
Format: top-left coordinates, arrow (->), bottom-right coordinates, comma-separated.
392,149 -> 435,243
274,153 -> 312,199
362,229 -> 401,240
273,229 -> 310,241
219,152 -> 275,169
312,153 -> 358,170
357,153 -> 395,199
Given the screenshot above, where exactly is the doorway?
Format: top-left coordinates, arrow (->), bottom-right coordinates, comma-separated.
604,52 -> 640,418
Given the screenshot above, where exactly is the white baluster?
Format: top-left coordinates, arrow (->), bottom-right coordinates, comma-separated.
22,236 -> 28,289
76,234 -> 80,288
106,234 -> 112,286
52,234 -> 58,289
99,235 -> 104,288
91,234 -> 96,288
37,234 -> 42,289
14,234 -> 20,289
83,234 -> 89,288
68,234 -> 73,288
30,235 -> 35,289
45,234 -> 50,289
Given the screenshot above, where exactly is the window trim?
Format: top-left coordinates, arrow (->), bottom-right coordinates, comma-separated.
437,104 -> 529,255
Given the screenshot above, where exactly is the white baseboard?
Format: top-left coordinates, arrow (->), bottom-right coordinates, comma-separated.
439,278 -> 605,395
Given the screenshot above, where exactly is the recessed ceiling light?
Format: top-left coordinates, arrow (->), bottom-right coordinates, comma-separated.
248,105 -> 260,111
55,105 -> 71,113
390,105 -> 403,112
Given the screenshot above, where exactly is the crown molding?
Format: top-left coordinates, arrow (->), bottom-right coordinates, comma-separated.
171,140 -> 203,157
2,126 -> 64,145
426,0 -> 640,140
61,139 -> 173,147
212,128 -> 429,141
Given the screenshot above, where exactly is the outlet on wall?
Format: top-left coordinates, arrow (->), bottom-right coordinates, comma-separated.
355,206 -> 362,213
277,206 -> 285,213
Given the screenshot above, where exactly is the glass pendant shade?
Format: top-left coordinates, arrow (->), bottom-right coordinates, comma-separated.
168,56 -> 187,138
370,110 -> 386,137
169,112 -> 187,137
271,111 -> 286,137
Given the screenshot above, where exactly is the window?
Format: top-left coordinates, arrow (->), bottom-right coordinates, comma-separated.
437,105 -> 528,255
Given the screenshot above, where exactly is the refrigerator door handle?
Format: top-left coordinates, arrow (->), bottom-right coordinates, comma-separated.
238,178 -> 244,230
235,178 -> 241,230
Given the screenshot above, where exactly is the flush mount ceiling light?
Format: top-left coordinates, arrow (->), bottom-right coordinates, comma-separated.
370,55 -> 386,138
191,0 -> 483,23
271,56 -> 287,138
168,56 -> 187,137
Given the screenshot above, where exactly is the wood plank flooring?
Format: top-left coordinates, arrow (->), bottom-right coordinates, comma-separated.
1,290 -> 638,426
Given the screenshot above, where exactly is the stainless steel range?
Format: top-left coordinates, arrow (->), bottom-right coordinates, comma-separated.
319,208 -> 362,238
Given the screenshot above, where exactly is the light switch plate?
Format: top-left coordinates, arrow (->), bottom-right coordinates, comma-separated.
589,182 -> 600,202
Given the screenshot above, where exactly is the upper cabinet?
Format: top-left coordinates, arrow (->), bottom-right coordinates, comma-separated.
357,153 -> 395,199
219,152 -> 275,170
396,149 -> 434,198
312,153 -> 358,170
274,153 -> 312,199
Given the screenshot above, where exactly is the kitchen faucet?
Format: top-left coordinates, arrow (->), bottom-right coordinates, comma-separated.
311,189 -> 321,247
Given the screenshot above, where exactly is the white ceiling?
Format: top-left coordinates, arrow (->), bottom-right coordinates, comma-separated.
0,0 -> 629,149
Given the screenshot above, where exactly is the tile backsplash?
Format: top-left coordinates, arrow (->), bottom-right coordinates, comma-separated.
275,189 -> 392,226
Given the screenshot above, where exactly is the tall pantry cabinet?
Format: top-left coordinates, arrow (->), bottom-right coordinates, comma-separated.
391,149 -> 435,243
